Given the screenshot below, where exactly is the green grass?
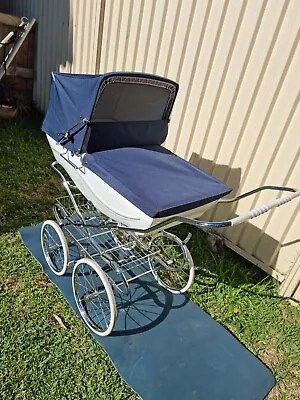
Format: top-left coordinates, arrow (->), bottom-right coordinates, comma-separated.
0,117 -> 299,399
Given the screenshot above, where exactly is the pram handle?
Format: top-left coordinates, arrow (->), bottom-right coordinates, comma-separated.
112,187 -> 300,233
229,189 -> 300,226
51,160 -> 299,233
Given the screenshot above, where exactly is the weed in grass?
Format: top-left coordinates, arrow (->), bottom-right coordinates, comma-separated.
0,117 -> 299,399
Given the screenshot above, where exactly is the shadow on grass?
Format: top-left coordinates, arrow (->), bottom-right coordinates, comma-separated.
170,223 -> 283,300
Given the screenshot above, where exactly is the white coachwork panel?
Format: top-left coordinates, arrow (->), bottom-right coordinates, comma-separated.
6,0 -> 300,299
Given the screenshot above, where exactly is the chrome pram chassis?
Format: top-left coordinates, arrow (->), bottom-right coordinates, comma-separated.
41,161 -> 300,337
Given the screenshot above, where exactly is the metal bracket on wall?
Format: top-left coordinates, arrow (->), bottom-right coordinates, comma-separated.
0,16 -> 36,82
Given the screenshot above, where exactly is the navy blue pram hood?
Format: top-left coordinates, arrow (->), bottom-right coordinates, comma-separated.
42,72 -> 179,154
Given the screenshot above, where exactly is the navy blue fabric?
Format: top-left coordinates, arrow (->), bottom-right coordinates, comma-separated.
19,224 -> 275,400
41,72 -> 178,154
42,73 -> 102,153
83,146 -> 232,218
86,120 -> 168,152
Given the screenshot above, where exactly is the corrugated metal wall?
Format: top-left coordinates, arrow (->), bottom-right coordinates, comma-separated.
99,0 -> 300,299
6,0 -> 300,299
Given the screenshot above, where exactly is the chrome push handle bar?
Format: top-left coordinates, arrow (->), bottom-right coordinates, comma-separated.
229,189 -> 300,226
51,159 -> 299,234
114,186 -> 300,234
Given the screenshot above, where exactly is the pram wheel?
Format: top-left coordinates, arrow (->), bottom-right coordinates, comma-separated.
53,203 -> 68,225
149,231 -> 194,294
41,220 -> 69,276
72,258 -> 116,336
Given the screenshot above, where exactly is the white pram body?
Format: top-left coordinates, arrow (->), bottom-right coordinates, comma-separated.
46,134 -> 219,231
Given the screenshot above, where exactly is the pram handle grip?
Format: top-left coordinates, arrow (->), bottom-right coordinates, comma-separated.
229,190 -> 300,226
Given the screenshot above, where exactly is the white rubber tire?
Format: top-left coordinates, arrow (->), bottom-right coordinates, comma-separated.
41,220 -> 69,276
72,258 -> 117,337
149,231 -> 195,294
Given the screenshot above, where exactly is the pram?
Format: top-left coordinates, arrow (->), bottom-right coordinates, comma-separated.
41,72 -> 300,336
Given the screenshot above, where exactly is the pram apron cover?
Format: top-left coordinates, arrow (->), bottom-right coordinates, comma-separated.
83,146 -> 232,218
41,72 -> 178,154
